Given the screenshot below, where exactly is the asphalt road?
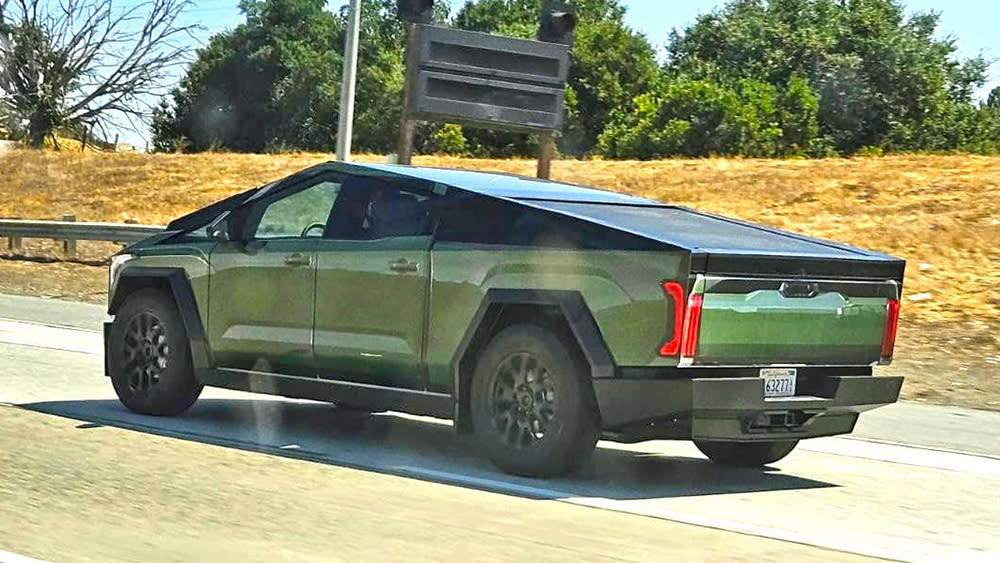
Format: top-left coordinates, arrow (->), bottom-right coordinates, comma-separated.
1,293 -> 998,562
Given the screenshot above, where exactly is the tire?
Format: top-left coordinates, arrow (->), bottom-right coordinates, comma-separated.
108,288 -> 203,416
694,440 -> 799,467
471,324 -> 599,477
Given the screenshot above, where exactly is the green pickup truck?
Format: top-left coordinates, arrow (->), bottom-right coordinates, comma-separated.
105,162 -> 904,477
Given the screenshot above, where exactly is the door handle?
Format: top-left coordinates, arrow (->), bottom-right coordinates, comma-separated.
284,253 -> 312,267
389,258 -> 418,273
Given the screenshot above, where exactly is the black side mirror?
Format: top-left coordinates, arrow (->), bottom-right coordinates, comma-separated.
226,206 -> 251,243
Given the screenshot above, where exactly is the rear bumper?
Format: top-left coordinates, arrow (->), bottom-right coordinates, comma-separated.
594,375 -> 903,442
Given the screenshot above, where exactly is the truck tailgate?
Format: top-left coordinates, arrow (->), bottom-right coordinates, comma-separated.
694,277 -> 898,366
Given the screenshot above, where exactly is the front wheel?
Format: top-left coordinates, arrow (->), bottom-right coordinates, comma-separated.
694,440 -> 799,467
108,289 -> 203,416
471,324 -> 599,477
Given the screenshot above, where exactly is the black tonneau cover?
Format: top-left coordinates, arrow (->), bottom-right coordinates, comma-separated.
525,201 -> 906,281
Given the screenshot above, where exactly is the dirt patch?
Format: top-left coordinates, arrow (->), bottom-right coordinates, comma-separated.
886,320 -> 1000,410
0,258 -> 107,303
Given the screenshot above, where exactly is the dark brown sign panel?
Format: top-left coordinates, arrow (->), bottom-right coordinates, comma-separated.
406,25 -> 570,132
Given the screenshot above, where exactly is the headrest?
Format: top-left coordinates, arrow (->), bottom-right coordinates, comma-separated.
368,192 -> 430,238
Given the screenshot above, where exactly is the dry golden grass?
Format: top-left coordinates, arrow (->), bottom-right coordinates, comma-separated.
1,150 -> 997,407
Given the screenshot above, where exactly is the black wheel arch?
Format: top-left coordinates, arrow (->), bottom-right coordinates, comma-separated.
109,266 -> 212,371
450,289 -> 615,434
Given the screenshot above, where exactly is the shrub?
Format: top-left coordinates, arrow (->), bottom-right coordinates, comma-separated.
424,124 -> 467,155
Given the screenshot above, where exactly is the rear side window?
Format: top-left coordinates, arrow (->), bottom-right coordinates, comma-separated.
434,193 -> 518,244
436,191 -> 658,250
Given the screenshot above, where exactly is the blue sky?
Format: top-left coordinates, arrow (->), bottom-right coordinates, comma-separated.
133,0 -> 998,147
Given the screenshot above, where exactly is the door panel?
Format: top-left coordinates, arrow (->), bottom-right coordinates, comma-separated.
206,175 -> 342,376
208,239 -> 319,375
313,236 -> 431,388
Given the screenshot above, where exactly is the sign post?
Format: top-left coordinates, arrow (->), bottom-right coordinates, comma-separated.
397,23 -> 418,165
537,132 -> 555,179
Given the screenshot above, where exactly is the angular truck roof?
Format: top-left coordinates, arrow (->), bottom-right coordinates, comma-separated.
164,161 -> 904,280
351,163 -> 902,266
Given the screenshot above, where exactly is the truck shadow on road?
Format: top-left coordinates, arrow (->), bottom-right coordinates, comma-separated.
22,397 -> 836,501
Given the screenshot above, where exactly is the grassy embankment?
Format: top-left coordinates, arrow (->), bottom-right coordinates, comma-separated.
0,150 -> 997,408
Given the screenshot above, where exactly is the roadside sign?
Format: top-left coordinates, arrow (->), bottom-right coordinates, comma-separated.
405,25 -> 570,132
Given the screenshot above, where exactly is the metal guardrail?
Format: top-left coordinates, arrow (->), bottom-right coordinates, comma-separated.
0,217 -> 164,256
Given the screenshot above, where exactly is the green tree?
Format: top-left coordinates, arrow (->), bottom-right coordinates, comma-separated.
661,0 -> 992,155
154,0 -> 341,152
987,86 -> 1000,111
776,75 -> 819,153
598,78 -> 791,159
1,0 -> 194,148
154,0 -> 451,153
422,123 -> 467,154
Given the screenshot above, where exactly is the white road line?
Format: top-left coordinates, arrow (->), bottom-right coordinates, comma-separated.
0,318 -> 102,356
844,435 -> 1000,461
0,317 -> 100,334
0,549 -> 49,563
397,466 -> 991,563
801,436 -> 1000,476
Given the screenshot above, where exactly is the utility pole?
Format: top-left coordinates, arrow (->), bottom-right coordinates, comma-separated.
336,0 -> 362,161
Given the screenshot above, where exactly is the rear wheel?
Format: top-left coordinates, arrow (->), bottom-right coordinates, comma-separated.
694,440 -> 799,467
108,288 -> 202,416
471,324 -> 598,477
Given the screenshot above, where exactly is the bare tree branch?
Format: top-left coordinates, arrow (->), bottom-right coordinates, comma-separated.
0,0 -> 198,146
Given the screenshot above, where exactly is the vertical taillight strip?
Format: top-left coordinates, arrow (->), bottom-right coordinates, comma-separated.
680,292 -> 704,362
659,282 -> 685,356
881,298 -> 901,362
660,279 -> 705,364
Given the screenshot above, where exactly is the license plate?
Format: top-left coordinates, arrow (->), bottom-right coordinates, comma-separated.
761,368 -> 797,397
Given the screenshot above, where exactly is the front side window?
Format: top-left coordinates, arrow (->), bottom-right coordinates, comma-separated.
254,181 -> 341,239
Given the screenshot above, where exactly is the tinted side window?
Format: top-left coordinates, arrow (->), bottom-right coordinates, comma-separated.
365,187 -> 432,239
254,181 -> 341,239
435,193 -> 519,244
436,192 -> 658,250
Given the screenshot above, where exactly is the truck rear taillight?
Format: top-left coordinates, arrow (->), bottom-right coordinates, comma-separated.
659,281 -> 704,362
881,298 -> 900,362
680,292 -> 703,361
659,282 -> 685,356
